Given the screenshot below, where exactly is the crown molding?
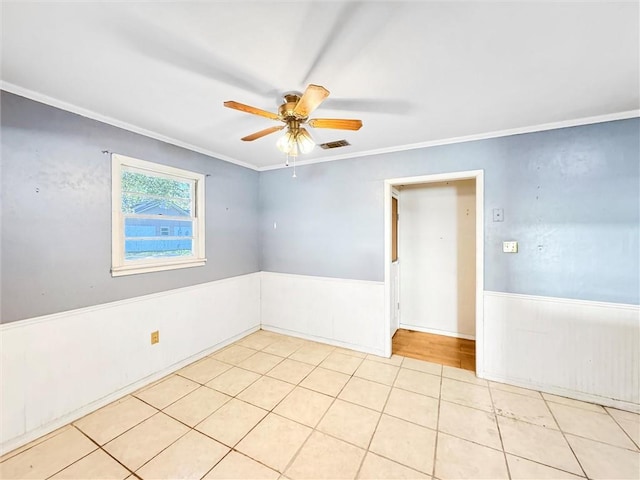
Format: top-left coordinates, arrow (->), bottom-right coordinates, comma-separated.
3,82 -> 637,173
0,82 -> 259,171
259,109 -> 640,171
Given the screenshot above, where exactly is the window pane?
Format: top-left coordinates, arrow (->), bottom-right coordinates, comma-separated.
125,239 -> 193,260
122,193 -> 191,216
121,170 -> 192,215
125,218 -> 193,238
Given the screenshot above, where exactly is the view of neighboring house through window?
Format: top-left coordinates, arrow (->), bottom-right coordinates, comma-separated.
111,154 -> 206,276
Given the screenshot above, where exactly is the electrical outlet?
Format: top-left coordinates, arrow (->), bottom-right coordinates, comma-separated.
503,241 -> 518,253
151,330 -> 159,344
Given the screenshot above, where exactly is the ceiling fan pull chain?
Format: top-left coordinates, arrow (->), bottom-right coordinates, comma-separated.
285,154 -> 290,167
292,156 -> 297,179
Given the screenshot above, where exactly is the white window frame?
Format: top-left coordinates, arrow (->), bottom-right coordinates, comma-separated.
111,153 -> 206,276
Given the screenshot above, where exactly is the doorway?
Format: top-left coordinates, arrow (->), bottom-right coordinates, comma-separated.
383,170 -> 484,376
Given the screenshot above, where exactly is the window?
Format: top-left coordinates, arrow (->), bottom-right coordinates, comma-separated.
111,154 -> 206,276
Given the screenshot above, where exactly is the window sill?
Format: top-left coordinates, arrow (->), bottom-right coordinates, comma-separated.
111,258 -> 207,277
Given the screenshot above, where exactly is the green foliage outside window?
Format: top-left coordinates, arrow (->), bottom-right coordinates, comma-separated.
121,171 -> 192,214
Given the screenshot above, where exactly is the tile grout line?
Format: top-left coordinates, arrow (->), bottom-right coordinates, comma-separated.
47,425 -> 136,480
198,448 -> 236,480
430,368 -> 444,479
602,406 -> 640,452
488,394 -> 591,477
99,335 -> 276,477
353,355 -> 405,480
202,348 -> 517,476
112,410 -> 193,476
275,347 -> 357,476
541,396 -> 589,478
74,402 -> 160,459
486,380 -> 513,480
0,426 -> 72,465
211,344 -> 339,476
3,334 -> 393,476
277,351 -> 373,476
194,336 -> 300,476
421,398 -> 519,455
173,333 -> 314,477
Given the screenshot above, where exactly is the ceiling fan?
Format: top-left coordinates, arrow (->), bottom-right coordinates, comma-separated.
224,84 -> 363,156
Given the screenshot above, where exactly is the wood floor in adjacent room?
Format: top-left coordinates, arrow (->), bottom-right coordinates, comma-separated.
392,329 -> 476,371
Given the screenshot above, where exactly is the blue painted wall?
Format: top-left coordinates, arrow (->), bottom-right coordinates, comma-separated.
1,91 -> 260,323
260,118 -> 640,305
2,90 -> 638,325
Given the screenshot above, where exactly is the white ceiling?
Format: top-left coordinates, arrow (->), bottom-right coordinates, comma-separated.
2,1 -> 638,170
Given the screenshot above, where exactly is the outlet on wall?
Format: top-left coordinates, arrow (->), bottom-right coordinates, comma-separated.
151,330 -> 159,344
503,241 -> 518,253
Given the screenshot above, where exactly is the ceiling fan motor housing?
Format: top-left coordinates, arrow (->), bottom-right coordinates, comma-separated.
279,93 -> 307,123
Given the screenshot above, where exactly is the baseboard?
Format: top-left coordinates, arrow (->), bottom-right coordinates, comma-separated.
398,323 -> 476,341
261,324 -> 385,357
0,326 -> 257,455
484,373 -> 640,414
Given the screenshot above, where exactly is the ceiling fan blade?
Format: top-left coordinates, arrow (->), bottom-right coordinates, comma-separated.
241,125 -> 284,141
299,2 -> 364,85
115,14 -> 279,97
224,101 -> 280,121
299,2 -> 400,86
293,84 -> 330,117
308,118 -> 363,130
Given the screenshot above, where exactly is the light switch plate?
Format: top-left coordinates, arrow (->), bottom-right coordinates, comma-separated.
503,241 -> 518,253
493,208 -> 504,222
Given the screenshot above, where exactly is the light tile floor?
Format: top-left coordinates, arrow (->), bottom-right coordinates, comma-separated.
1,330 -> 639,480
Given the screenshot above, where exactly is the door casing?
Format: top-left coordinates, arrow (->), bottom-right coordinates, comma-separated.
383,170 -> 484,376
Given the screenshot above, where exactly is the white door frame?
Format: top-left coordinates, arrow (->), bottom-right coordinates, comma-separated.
383,170 -> 485,376
390,187 -> 401,338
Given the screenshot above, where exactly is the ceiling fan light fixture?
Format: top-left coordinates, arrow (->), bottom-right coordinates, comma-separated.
276,127 -> 315,155
276,129 -> 296,154
297,128 -> 315,154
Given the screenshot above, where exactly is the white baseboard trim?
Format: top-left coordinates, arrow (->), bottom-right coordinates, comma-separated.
0,326 -> 257,456
484,373 -> 640,414
261,325 -> 384,357
398,323 -> 476,341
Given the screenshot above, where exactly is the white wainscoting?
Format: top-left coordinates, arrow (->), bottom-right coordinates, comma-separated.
483,291 -> 640,412
260,272 -> 386,356
0,273 -> 261,454
3,280 -> 638,454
